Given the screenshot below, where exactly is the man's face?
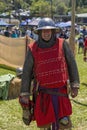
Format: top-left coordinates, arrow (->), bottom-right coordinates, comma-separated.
41,29 -> 52,41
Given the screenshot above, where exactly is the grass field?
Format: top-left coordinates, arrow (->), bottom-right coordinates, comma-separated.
0,50 -> 87,130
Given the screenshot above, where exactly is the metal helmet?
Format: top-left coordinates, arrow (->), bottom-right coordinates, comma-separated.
35,17 -> 56,33
16,67 -> 23,78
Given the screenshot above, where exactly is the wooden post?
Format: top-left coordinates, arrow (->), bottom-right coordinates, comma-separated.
69,0 -> 76,56
25,35 -> 29,58
51,0 -> 53,19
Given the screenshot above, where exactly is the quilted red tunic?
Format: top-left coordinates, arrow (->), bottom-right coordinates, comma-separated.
29,38 -> 69,88
29,38 -> 72,127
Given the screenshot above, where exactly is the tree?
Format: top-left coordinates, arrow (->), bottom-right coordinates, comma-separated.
12,0 -> 28,10
55,2 -> 68,15
30,0 -> 52,17
0,2 -> 6,13
23,0 -> 33,6
69,0 -> 87,8
82,0 -> 87,6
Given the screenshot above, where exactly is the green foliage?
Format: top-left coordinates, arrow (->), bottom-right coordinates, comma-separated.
0,2 -> 6,13
54,2 -> 68,15
76,7 -> 87,13
81,0 -> 87,6
0,68 -> 16,76
24,0 -> 33,6
13,0 -> 29,10
0,0 -> 87,16
0,64 -> 16,76
30,0 -> 51,17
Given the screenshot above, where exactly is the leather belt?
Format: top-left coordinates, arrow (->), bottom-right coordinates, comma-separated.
39,89 -> 68,98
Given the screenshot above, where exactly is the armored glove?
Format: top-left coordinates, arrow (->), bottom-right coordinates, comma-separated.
19,94 -> 34,125
71,87 -> 79,98
22,106 -> 31,125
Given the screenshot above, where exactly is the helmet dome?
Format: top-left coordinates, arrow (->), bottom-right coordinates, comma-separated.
34,17 -> 56,33
16,67 -> 23,77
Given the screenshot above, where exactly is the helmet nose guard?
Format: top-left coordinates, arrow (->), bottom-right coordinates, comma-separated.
34,18 -> 56,33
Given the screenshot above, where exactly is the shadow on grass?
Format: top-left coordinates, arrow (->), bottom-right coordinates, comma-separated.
81,83 -> 87,87
71,99 -> 87,107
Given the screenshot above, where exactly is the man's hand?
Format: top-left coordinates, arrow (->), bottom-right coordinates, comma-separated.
22,107 -> 32,125
19,94 -> 35,125
71,88 -> 78,98
19,94 -> 31,125
19,95 -> 29,107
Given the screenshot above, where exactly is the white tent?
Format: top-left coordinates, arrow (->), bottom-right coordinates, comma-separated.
0,20 -> 14,26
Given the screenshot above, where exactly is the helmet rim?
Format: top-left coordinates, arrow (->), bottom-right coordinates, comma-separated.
36,26 -> 56,30
34,17 -> 56,34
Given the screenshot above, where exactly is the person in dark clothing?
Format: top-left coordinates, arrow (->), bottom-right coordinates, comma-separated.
81,25 -> 87,38
4,27 -> 11,37
19,18 -> 80,130
78,33 -> 84,53
59,30 -> 68,39
83,35 -> 87,61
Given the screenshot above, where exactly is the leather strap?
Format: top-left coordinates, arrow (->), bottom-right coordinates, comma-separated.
39,89 -> 68,98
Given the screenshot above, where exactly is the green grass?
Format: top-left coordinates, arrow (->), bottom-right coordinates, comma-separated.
0,50 -> 87,130
0,68 -> 16,76
70,52 -> 87,130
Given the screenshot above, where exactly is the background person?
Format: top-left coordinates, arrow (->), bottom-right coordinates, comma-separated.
83,35 -> 87,61
77,33 -> 84,53
59,30 -> 68,39
4,26 -> 11,37
81,25 -> 87,38
11,30 -> 18,38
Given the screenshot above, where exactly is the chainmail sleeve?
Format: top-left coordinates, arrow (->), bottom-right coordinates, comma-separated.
20,48 -> 34,94
63,40 -> 80,88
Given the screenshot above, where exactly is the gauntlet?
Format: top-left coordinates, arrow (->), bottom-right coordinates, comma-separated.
19,94 -> 34,125
22,107 -> 31,125
71,87 -> 79,98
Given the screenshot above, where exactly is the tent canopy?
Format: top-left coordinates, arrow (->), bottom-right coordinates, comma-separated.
55,21 -> 77,28
28,17 -> 41,26
20,17 -> 41,26
20,19 -> 31,26
0,20 -> 14,26
20,21 -> 27,26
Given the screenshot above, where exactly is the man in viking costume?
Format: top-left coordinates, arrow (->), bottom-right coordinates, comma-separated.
19,18 -> 80,130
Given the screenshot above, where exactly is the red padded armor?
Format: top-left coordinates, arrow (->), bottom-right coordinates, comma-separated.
29,38 -> 69,88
